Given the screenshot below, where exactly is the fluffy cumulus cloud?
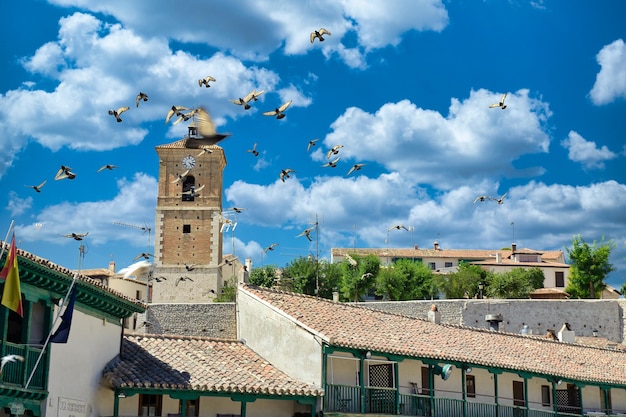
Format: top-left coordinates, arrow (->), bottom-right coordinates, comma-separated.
319,89 -> 552,189
47,0 -> 449,67
0,12 -> 281,178
15,173 -> 157,249
561,131 -> 617,169
589,39 -> 626,105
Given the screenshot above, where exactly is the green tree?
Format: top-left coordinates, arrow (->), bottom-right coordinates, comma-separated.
375,260 -> 434,300
340,254 -> 380,301
281,257 -> 343,299
486,268 -> 544,299
434,263 -> 487,299
213,276 -> 237,302
249,265 -> 278,288
565,235 -> 615,298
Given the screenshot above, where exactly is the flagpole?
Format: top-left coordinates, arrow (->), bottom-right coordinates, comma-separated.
0,220 -> 15,262
25,273 -> 78,389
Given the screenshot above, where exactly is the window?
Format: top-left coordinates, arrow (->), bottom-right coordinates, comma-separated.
513,381 -> 525,406
428,262 -> 436,270
179,399 -> 199,417
183,224 -> 191,233
445,262 -> 453,268
541,385 -> 551,406
600,388 -> 611,414
466,375 -> 476,398
139,394 -> 162,417
420,367 -> 431,395
555,271 -> 564,287
182,176 -> 196,202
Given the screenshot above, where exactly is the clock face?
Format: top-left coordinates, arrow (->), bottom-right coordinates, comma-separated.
182,155 -> 196,169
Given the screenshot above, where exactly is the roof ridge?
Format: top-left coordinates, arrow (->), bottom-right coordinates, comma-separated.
126,332 -> 242,343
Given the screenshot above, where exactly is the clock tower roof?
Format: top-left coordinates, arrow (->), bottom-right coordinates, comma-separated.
155,137 -> 224,150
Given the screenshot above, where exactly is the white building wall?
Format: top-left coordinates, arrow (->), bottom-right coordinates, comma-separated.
46,308 -> 122,417
237,288 -> 323,387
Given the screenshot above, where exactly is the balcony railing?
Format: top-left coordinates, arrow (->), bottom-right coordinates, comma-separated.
324,384 -> 624,417
1,341 -> 46,390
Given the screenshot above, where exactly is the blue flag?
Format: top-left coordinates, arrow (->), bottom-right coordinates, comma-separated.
50,285 -> 77,343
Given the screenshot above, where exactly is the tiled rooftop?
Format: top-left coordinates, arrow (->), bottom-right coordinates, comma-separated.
331,247 -> 565,262
102,334 -> 322,396
241,285 -> 626,386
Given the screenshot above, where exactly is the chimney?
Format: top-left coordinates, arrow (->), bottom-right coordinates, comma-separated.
108,260 -> 116,273
511,243 -> 517,252
557,322 -> 575,343
485,314 -> 503,331
433,241 -> 439,251
414,244 -> 419,250
427,304 -> 441,324
495,253 -> 502,264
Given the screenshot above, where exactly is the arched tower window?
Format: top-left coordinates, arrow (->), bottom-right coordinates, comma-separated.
182,175 -> 196,201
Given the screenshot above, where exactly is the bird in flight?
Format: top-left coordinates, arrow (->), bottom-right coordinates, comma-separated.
182,184 -> 205,197
248,89 -> 264,101
172,108 -> 198,125
307,139 -> 318,152
230,91 -> 256,110
0,354 -> 24,376
26,180 -> 47,193
55,165 -> 76,180
388,225 -> 408,232
165,105 -> 190,124
197,146 -> 213,157
184,263 -> 196,272
218,256 -> 239,267
489,93 -> 507,110
226,207 -> 247,213
494,192 -> 508,204
175,276 -> 194,286
322,157 -> 340,168
297,227 -> 314,241
198,76 -> 216,88
263,100 -> 292,119
473,195 -> 491,204
133,252 -> 154,261
310,28 -> 331,43
264,243 -> 279,253
347,163 -> 366,176
64,232 -> 89,241
97,164 -> 118,173
247,142 -> 259,157
195,107 -> 231,143
150,276 -> 167,283
327,144 -> 343,159
171,170 -> 191,184
135,92 -> 149,107
108,106 -> 130,122
280,168 -> 295,182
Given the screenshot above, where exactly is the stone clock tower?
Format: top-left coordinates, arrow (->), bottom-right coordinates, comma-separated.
151,125 -> 227,303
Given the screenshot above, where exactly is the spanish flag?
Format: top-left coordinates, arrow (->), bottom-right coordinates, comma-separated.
1,233 -> 23,317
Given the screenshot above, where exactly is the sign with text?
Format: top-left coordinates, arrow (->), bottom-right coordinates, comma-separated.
58,397 -> 89,417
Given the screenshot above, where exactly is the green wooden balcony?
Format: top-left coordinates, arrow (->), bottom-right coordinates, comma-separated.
1,341 -> 47,390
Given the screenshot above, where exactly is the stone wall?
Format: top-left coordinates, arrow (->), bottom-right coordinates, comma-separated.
362,299 -> 626,343
140,302 -> 237,339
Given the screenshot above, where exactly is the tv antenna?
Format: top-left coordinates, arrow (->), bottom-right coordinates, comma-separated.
113,220 -> 152,256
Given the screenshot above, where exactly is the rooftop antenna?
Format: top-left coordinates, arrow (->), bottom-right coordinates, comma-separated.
113,220 -> 152,257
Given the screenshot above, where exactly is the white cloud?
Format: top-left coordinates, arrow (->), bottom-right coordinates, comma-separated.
321,89 -> 552,189
589,39 -> 626,105
6,192 -> 33,217
561,130 -> 617,169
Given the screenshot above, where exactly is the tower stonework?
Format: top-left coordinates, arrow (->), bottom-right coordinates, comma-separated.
152,132 -> 227,303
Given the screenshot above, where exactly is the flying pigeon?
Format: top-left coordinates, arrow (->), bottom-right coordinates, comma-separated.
248,89 -> 265,101
0,355 -> 24,376
494,192 -> 508,204
198,76 -> 216,88
307,139 -> 318,152
264,243 -> 279,253
182,184 -> 205,197
26,180 -> 47,193
345,253 -> 358,267
280,168 -> 295,182
108,106 -> 130,122
489,93 -> 507,110
135,92 -> 149,107
322,157 -> 340,168
327,145 -> 343,159
388,225 -> 408,232
165,105 -> 190,124
297,227 -> 314,241
247,142 -> 259,157
64,232 -> 89,241
133,252 -> 154,261
473,195 -> 491,204
197,147 -> 213,157
226,207 -> 247,213
263,100 -> 292,119
97,164 -> 118,173
185,263 -> 196,271
218,256 -> 239,268
310,28 -> 331,43
175,276 -> 194,286
347,163 -> 366,176
195,107 -> 231,143
117,260 -> 152,279
172,108 -> 198,125
150,276 -> 167,283
171,169 -> 191,184
230,91 -> 256,110
55,165 -> 76,180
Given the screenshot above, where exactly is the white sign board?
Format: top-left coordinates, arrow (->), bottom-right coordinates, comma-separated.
58,397 -> 89,417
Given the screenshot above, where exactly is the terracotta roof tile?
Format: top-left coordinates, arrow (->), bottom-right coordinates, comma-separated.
241,285 -> 626,386
103,334 -> 321,396
332,247 -> 565,262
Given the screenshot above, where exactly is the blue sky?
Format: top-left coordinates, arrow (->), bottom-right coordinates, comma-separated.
1,0 -> 625,287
